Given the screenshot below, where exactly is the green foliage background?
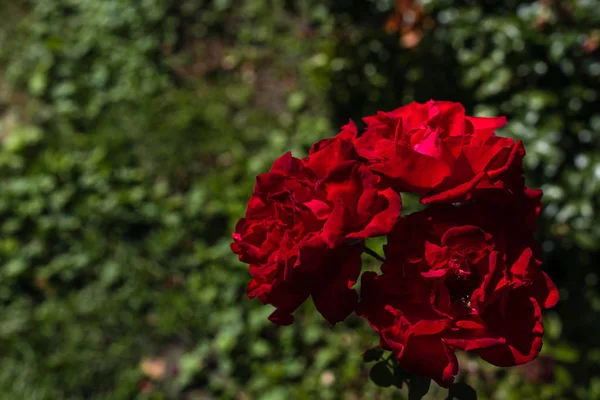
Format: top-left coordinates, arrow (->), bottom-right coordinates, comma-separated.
0,1 -> 598,399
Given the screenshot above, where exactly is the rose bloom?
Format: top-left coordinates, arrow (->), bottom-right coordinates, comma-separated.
303,120 -> 359,179
353,100 -> 526,204
357,203 -> 559,387
231,153 -> 401,325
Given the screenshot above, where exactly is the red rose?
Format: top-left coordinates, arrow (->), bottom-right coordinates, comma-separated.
232,153 -> 401,325
303,120 -> 359,178
354,100 -> 525,204
357,203 -> 558,387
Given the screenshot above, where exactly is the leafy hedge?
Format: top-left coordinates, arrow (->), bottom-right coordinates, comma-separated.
0,0 -> 599,399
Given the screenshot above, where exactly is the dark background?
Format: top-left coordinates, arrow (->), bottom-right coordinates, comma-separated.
0,1 -> 598,399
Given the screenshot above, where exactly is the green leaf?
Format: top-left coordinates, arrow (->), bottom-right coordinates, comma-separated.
362,347 -> 384,362
369,362 -> 394,387
287,91 -> 307,111
393,364 -> 409,388
408,375 -> 431,400
446,382 -> 477,400
3,259 -> 27,278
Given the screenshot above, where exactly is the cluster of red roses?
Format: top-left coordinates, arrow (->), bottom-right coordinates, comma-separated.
231,100 -> 559,387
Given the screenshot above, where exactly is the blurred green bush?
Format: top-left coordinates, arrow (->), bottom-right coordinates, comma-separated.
0,0 -> 598,399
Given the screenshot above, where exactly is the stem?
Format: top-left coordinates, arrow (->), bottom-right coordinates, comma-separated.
385,353 -> 395,368
364,246 -> 385,262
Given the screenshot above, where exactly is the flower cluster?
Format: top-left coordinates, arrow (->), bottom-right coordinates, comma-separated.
231,100 -> 559,387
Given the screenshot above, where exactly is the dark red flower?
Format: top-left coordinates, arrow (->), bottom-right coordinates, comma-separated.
354,100 -> 525,204
303,120 -> 359,178
232,153 -> 401,325
357,203 -> 558,387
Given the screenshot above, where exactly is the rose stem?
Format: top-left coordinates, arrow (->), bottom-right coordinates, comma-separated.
364,246 -> 385,262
